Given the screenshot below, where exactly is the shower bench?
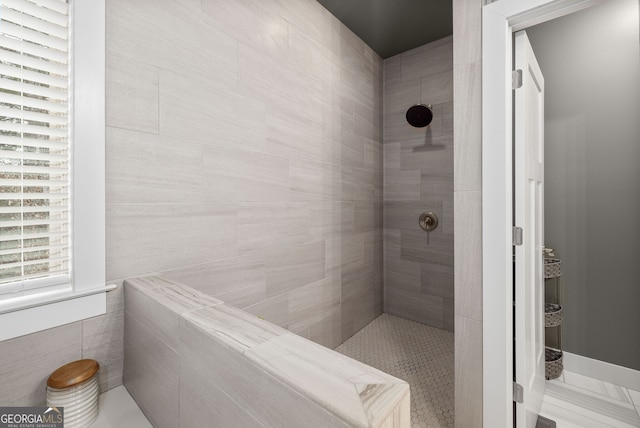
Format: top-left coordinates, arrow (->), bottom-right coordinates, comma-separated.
123,276 -> 410,428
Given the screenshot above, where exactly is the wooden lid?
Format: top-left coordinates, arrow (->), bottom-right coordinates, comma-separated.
47,359 -> 100,389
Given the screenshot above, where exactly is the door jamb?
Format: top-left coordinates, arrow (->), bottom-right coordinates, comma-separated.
481,0 -> 600,426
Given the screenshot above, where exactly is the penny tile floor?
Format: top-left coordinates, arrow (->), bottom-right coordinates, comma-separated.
336,313 -> 454,428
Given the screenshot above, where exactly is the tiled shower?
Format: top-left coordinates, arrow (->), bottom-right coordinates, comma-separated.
106,0 -> 384,351
382,37 -> 453,331
0,0 -> 459,423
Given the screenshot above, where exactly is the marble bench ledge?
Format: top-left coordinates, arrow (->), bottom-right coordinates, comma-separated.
125,275 -> 410,428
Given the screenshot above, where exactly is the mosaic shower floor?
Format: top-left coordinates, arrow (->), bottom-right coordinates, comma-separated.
335,313 -> 454,428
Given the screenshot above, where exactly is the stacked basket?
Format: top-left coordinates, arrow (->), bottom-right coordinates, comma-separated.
544,258 -> 563,379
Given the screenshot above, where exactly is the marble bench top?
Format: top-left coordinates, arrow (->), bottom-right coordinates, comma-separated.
125,276 -> 409,428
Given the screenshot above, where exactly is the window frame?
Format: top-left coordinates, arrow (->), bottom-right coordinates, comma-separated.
0,0 -> 106,341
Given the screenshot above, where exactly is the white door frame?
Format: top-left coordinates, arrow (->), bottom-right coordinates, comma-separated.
481,0 -> 600,426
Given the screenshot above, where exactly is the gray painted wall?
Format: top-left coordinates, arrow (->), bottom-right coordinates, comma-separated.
527,0 -> 640,370
383,36 -> 454,331
0,0 -> 383,406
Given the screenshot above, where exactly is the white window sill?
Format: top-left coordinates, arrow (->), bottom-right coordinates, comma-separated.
0,285 -> 116,342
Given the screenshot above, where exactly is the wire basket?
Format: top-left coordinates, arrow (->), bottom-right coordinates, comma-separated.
545,347 -> 563,380
544,303 -> 562,327
544,258 -> 562,279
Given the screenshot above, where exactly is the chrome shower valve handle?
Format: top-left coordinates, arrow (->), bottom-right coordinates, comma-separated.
419,212 -> 438,245
419,211 -> 438,232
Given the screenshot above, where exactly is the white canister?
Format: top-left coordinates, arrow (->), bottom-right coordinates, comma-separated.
46,359 -> 100,428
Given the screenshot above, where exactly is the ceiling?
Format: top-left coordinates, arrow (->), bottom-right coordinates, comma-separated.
315,0 -> 453,59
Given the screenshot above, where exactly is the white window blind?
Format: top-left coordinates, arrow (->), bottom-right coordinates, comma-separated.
0,0 -> 71,298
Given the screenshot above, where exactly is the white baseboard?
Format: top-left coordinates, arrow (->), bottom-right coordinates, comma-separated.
563,352 -> 640,391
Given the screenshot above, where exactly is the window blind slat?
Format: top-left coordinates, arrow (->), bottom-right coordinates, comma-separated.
29,0 -> 68,16
2,231 -> 68,241
0,244 -> 68,258
1,7 -> 68,40
0,181 -> 68,188
0,35 -> 67,64
0,206 -> 67,214
0,237 -> 68,247
1,240 -> 68,249
0,106 -> 68,126
0,92 -> 67,114
0,121 -> 68,138
0,77 -> 67,101
0,192 -> 68,200
0,134 -> 68,150
0,163 -> 68,173
0,150 -> 69,162
0,191 -> 68,198
0,218 -> 66,228
0,63 -> 68,89
2,0 -> 68,27
0,231 -> 66,242
0,256 -> 68,269
0,49 -> 68,77
0,20 -> 68,52
0,260 -> 68,274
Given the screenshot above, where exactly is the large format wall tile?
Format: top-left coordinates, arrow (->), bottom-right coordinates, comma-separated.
265,241 -> 326,298
0,287 -> 124,407
107,203 -> 239,282
5,0 -> 385,404
201,0 -> 290,61
108,0 -> 237,85
400,36 -> 453,82
181,312 -> 356,428
106,128 -> 209,205
454,316 -> 483,428
243,293 -> 290,329
453,0 -> 484,425
82,309 -> 124,393
237,202 -> 311,254
288,275 -> 341,334
106,52 -> 159,134
0,323 -> 82,406
383,37 -> 454,332
159,70 -> 267,150
454,191 -> 482,321
104,0 -> 383,353
122,277 -> 225,428
124,314 -> 179,428
384,170 -> 421,201
162,254 -> 267,309
179,355 -> 265,428
308,201 -> 355,241
385,287 -> 445,328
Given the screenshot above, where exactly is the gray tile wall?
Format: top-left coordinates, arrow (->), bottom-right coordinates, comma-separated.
453,0 -> 484,426
0,0 -> 383,406
0,287 -> 124,406
382,37 -> 454,331
105,0 -> 383,349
